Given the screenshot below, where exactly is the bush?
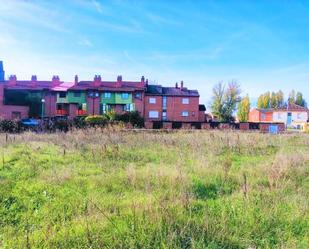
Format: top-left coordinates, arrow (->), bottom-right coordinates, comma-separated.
85,115 -> 107,127
0,119 -> 23,133
116,111 -> 144,128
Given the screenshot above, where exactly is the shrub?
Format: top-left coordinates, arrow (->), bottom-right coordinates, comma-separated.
0,119 -> 23,133
85,115 -> 107,127
116,111 -> 144,128
105,110 -> 117,121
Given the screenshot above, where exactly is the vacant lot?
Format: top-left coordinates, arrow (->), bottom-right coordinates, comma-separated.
0,129 -> 309,248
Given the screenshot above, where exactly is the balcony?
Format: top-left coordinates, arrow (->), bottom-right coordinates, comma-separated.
76,110 -> 87,116
56,109 -> 68,116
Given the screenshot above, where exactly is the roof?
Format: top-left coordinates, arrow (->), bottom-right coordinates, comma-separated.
253,103 -> 308,113
146,84 -> 199,97
3,80 -> 57,90
2,80 -> 145,92
69,81 -> 144,91
276,103 -> 308,112
254,108 -> 274,112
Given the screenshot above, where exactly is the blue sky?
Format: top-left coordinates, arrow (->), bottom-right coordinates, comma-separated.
0,0 -> 309,106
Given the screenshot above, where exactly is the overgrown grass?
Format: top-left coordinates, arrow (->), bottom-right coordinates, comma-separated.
0,129 -> 309,248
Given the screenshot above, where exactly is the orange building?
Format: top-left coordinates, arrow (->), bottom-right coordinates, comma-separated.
249,108 -> 273,122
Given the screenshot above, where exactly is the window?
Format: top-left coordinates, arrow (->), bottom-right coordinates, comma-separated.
182,98 -> 189,104
11,111 -> 21,120
134,92 -> 142,99
261,113 -> 266,120
59,92 -> 66,98
74,92 -> 81,97
123,104 -> 130,112
121,93 -> 129,99
123,104 -> 134,112
297,113 -> 302,119
104,92 -> 111,98
149,97 -> 156,104
149,111 -> 159,118
163,96 -> 167,110
182,111 -> 189,117
162,111 -> 167,120
277,113 -> 282,119
101,103 -> 111,114
78,103 -> 87,111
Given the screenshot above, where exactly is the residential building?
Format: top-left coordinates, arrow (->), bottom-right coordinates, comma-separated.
249,108 -> 274,122
144,81 -> 200,123
273,103 -> 308,127
0,61 -> 204,128
249,103 -> 309,128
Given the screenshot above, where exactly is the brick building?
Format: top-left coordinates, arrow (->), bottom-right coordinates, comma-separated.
0,61 -> 206,128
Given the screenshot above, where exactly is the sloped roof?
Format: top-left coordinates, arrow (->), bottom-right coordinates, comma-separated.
146,84 -> 199,97
276,103 -> 308,112
3,80 -> 57,90
69,81 -> 144,91
255,108 -> 274,112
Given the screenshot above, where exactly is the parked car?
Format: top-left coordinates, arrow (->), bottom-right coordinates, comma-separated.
21,118 -> 39,127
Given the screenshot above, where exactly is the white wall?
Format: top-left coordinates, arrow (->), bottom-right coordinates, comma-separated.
273,111 -> 308,125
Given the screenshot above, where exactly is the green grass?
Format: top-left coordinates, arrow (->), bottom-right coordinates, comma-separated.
0,129 -> 309,248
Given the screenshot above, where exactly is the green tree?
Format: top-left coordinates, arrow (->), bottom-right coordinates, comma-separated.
211,81 -> 241,122
262,92 -> 270,108
276,90 -> 284,108
288,90 -> 296,104
257,92 -> 270,108
295,92 -> 306,107
237,94 -> 250,122
270,92 -> 277,108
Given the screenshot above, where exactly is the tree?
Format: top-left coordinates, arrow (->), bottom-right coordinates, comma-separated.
295,92 -> 306,107
237,94 -> 250,122
288,90 -> 296,104
211,81 -> 241,122
276,90 -> 284,108
270,92 -> 277,108
257,92 -> 270,109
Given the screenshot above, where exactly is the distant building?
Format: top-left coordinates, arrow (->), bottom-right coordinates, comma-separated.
249,103 -> 309,128
0,62 -> 206,128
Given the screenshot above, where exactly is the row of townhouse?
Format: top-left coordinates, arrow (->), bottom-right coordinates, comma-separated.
249,103 -> 309,129
0,61 -> 206,127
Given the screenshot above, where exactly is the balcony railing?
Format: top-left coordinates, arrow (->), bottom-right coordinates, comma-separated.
76,110 -> 87,116
56,109 -> 68,115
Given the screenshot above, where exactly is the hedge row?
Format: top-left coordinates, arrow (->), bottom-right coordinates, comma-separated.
0,111 -> 144,133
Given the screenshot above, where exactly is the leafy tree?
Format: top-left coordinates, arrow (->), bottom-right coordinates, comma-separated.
257,92 -> 270,108
276,90 -> 284,108
237,94 -> 250,122
295,92 -> 307,107
270,92 -> 277,108
211,81 -> 241,122
288,90 -> 296,104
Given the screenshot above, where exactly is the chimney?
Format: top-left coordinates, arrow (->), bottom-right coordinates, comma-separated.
175,82 -> 178,88
9,75 -> 17,85
74,75 -> 78,84
30,75 -> 37,87
180,81 -> 184,90
141,76 -> 145,84
93,74 -> 101,86
52,75 -> 60,85
116,75 -> 122,87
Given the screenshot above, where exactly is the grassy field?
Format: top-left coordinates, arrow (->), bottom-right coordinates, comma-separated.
0,129 -> 309,249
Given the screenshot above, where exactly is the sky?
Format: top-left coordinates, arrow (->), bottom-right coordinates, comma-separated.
0,0 -> 309,107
